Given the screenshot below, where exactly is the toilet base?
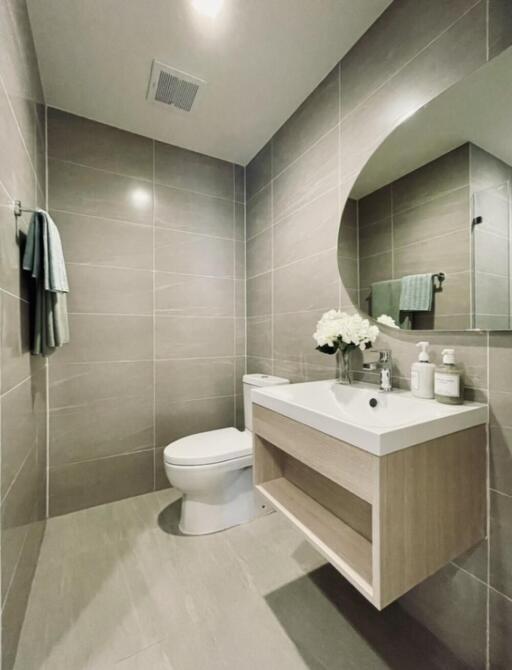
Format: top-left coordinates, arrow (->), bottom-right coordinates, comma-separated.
178,466 -> 265,535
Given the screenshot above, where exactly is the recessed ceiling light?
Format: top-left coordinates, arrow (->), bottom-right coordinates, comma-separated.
192,0 -> 223,18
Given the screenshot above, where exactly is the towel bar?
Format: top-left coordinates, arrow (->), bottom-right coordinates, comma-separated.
13,199 -> 37,240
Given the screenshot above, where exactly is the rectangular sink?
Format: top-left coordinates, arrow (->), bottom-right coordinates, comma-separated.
251,380 -> 488,455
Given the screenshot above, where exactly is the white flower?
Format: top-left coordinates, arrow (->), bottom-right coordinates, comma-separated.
313,310 -> 379,351
377,314 -> 399,329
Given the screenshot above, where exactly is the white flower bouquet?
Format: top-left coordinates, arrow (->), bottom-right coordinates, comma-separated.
313,310 -> 379,354
313,310 -> 379,384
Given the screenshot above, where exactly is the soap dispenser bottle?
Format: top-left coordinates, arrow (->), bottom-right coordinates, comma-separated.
411,341 -> 435,398
434,348 -> 464,405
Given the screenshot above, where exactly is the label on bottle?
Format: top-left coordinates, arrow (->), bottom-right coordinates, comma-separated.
435,373 -> 460,398
411,369 -> 419,391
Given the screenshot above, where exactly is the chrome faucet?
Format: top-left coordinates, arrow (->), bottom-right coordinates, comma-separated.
362,350 -> 393,392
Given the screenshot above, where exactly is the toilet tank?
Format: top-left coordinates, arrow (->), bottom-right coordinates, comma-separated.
242,374 -> 289,432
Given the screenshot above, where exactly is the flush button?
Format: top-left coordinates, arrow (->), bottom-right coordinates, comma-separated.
369,398 -> 378,408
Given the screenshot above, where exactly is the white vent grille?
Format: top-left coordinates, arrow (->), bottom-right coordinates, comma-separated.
147,60 -> 205,113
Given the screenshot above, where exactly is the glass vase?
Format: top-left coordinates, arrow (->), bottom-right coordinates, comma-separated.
336,347 -> 353,385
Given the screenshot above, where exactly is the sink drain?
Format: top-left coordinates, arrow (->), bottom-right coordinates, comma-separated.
369,398 -> 378,408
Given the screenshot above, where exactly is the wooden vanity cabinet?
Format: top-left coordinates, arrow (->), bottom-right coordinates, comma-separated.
253,404 -> 486,609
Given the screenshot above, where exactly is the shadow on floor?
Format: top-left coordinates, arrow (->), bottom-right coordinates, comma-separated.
265,564 -> 470,670
157,497 -> 183,535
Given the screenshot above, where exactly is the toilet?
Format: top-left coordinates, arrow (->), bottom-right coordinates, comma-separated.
163,374 -> 289,535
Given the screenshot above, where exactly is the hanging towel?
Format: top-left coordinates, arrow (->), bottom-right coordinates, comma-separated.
371,279 -> 402,324
22,210 -> 69,356
399,273 -> 433,312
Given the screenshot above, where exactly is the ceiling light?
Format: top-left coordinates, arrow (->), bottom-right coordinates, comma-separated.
192,0 -> 223,18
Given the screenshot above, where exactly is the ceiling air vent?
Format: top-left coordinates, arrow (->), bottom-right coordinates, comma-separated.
147,60 -> 205,112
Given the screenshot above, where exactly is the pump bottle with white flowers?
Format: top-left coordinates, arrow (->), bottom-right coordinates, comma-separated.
313,310 -> 380,384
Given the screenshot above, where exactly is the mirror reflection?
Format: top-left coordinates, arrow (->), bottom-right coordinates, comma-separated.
338,48 -> 512,331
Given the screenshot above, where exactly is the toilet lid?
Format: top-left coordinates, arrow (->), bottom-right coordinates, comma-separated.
164,427 -> 252,466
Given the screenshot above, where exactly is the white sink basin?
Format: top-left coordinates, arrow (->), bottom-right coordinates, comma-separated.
251,380 -> 488,455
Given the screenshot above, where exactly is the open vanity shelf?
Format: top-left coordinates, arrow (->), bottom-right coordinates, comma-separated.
253,404 -> 486,609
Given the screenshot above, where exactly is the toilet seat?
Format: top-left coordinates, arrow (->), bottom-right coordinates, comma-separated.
164,427 -> 252,467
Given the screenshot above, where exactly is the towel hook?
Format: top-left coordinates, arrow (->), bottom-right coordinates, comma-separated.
13,200 -> 37,241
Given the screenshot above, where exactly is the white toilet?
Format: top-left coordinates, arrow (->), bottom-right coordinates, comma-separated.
163,373 -> 289,535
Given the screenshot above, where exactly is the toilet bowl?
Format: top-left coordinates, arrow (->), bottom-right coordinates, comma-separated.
163,374 -> 289,535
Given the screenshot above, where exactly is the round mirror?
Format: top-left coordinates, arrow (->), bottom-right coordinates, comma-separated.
338,48 -> 512,331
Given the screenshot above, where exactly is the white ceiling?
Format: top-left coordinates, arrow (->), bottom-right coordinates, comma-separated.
27,0 -> 391,165
352,47 -> 512,198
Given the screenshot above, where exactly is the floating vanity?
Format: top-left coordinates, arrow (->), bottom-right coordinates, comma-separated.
252,381 -> 487,609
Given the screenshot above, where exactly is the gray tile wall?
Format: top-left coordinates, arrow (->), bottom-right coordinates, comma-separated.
357,144 -> 472,330
0,0 -> 47,667
47,108 -> 245,515
245,1 -> 512,666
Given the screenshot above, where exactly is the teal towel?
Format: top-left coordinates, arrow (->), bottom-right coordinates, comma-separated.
399,273 -> 433,311
371,279 -> 402,324
22,210 -> 69,356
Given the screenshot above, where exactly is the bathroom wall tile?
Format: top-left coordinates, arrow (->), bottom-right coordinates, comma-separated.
155,183 -> 234,239
489,0 -> 512,59
235,317 -> 246,357
246,142 -> 271,201
234,164 -> 245,203
235,240 -> 245,279
272,64 -> 339,176
475,230 -> 508,277
155,315 -> 234,359
339,256 -> 358,291
235,201 -> 245,240
0,83 -> 35,206
490,390 -> 512,430
452,540 -> 488,584
393,186 -> 469,249
53,210 -> 153,270
155,272 -> 234,317
358,218 -> 392,259
156,395 -> 234,447
399,562 -> 487,670
272,358 -> 306,384
247,316 -> 272,359
358,185 -> 391,226
155,227 -> 234,277
489,333 -> 512,396
474,273 -> 509,317
470,143 -> 511,192
49,361 -> 154,466
340,0 -> 480,119
338,198 -> 357,259
273,310 -> 326,365
48,158 -> 153,226
490,490 -> 512,599
54,314 -> 153,363
66,264 -> 153,315
359,252 -> 392,289
490,425 -> 512,496
489,588 -> 512,669
2,446 -> 39,605
1,517 -> 44,670
339,5 -> 485,182
476,315 -> 510,330
235,278 -> 245,317
246,183 -> 271,239
154,446 -> 170,491
155,358 -> 235,404
273,127 -> 338,222
0,206 -> 30,298
1,371 -> 44,500
429,271 -> 471,318
247,356 -> 273,376
473,188 -> 509,237
274,189 -> 339,268
47,108 -> 153,180
154,141 -> 233,199
49,449 -> 155,516
0,290 -> 32,394
273,250 -> 339,314
247,228 -> 272,278
394,230 -> 469,278
247,272 -> 271,317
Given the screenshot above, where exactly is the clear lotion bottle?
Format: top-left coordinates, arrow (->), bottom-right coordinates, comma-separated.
434,348 -> 464,405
